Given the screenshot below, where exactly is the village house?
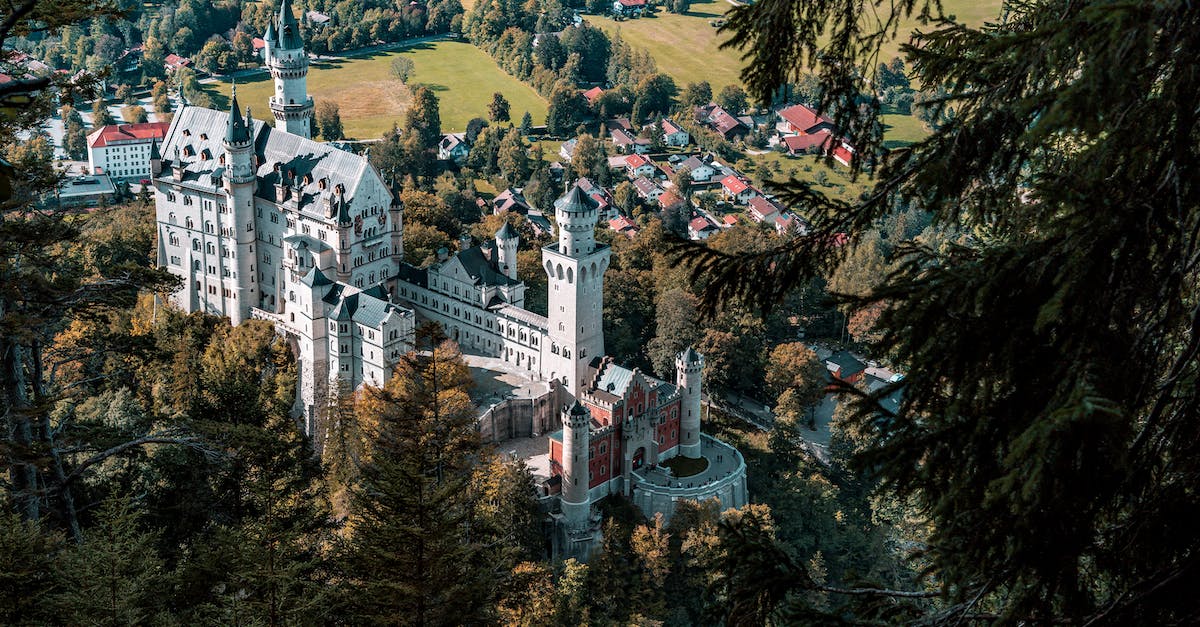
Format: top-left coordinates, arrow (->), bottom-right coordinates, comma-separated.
747,196 -> 782,224
610,128 -> 650,154
560,138 -> 578,162
826,350 -> 867,384
721,175 -> 757,203
777,103 -> 837,136
660,118 -> 689,146
86,121 -> 172,180
612,0 -> 647,16
438,133 -> 470,164
633,176 -> 664,202
608,215 -> 640,238
164,53 -> 192,71
581,86 -> 605,108
694,103 -> 748,140
658,190 -> 686,215
623,153 -> 657,179
679,155 -> 715,182
688,216 -> 719,240
493,188 -> 534,215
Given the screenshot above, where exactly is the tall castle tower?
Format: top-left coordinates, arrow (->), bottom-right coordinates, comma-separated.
496,221 -> 519,281
223,87 -> 258,324
543,184 -> 610,394
560,399 -> 592,529
264,0 -> 314,139
676,346 -> 704,458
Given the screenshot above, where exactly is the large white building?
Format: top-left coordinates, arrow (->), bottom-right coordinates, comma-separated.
153,0 -> 412,432
153,0 -> 745,540
87,121 -> 171,180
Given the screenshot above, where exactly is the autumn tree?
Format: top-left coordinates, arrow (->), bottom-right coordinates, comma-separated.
315,101 -> 344,141
92,98 -> 115,127
488,91 -> 511,123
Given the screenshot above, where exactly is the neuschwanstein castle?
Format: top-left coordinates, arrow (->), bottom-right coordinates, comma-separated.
153,0 -> 746,551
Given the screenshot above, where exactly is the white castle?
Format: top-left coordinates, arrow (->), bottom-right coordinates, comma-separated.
153,0 -> 745,549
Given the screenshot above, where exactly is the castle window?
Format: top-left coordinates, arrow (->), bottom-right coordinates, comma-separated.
193,260 -> 201,270
206,243 -> 214,254
168,233 -> 179,246
168,212 -> 177,224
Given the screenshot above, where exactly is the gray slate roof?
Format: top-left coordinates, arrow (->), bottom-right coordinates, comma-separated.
159,106 -> 375,220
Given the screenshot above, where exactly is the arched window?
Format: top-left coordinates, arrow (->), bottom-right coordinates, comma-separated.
192,240 -> 200,251
169,233 -> 179,246
168,212 -> 177,224
567,267 -> 574,283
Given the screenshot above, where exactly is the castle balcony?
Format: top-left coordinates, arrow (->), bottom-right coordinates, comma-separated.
629,434 -> 748,523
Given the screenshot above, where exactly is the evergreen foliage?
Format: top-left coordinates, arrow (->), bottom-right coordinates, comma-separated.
670,0 -> 1200,622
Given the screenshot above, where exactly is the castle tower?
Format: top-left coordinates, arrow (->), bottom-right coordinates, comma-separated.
676,346 -> 704,458
223,87 -> 258,324
543,184 -> 611,394
149,137 -> 161,176
561,400 -> 592,529
495,220 -> 519,281
266,0 -> 314,138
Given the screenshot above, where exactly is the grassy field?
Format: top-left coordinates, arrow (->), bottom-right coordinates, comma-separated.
588,0 -> 1003,90
203,40 -> 547,138
881,111 -> 930,148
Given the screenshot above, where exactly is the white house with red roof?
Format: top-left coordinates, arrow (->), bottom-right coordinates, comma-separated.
87,121 -> 172,180
608,215 -> 640,238
624,153 -> 656,179
720,175 -> 757,203
613,0 -> 646,16
688,216 -> 719,240
164,53 -> 192,71
747,196 -> 782,224
660,118 -> 689,146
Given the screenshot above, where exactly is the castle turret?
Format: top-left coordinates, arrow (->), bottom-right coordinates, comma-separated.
543,183 -> 611,394
676,346 -> 704,458
149,137 -> 162,176
223,86 -> 258,323
561,399 -> 592,529
495,220 -> 519,281
268,0 -> 314,138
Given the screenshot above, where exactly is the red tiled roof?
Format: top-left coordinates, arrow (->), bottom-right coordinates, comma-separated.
689,217 -> 714,232
832,143 -> 855,166
0,74 -> 12,84
619,0 -> 646,6
661,119 -> 684,135
625,153 -> 650,169
721,175 -> 750,195
711,109 -> 743,135
782,130 -> 832,153
86,122 -> 171,148
658,191 -> 683,209
164,53 -> 191,68
609,216 -> 637,232
747,196 -> 781,221
723,214 -> 738,226
779,104 -> 833,133
252,37 -> 267,50
581,86 -> 605,103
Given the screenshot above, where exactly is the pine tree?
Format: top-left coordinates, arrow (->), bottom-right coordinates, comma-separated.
685,0 -> 1200,622
488,91 -> 511,124
336,331 -> 491,624
51,496 -> 166,626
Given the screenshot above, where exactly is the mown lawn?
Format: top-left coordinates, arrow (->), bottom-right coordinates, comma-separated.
203,40 -> 547,138
589,0 -> 1002,91
881,111 -> 929,148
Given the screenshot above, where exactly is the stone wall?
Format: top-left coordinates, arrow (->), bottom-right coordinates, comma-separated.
478,385 -> 562,443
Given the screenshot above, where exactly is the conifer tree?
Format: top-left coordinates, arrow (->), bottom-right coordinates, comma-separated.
51,496 -> 166,625
337,329 -> 490,624
681,0 -> 1200,622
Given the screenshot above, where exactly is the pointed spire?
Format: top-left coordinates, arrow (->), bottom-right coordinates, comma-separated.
149,136 -> 161,161
277,0 -> 304,49
264,20 -> 276,44
226,82 -> 248,144
569,400 -> 589,416
176,74 -> 188,108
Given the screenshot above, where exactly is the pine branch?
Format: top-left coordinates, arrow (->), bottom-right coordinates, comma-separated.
58,434 -> 217,487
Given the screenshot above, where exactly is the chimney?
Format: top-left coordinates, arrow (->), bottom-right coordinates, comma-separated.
458,234 -> 471,252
